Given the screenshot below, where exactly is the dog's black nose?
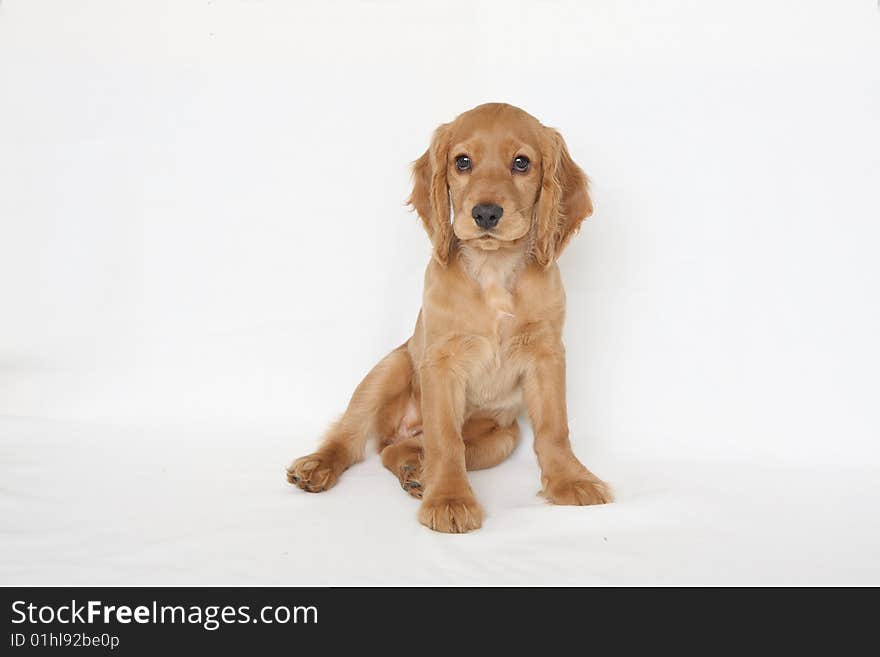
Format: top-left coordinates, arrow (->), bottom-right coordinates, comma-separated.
472,203 -> 503,230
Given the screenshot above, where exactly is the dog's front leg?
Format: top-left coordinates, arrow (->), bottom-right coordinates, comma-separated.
417,337 -> 486,533
523,339 -> 613,506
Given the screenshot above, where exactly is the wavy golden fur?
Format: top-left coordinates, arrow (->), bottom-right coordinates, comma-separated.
287,103 -> 611,533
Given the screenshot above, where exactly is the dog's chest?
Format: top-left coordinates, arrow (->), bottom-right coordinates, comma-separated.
481,270 -> 516,337
466,349 -> 522,412
465,249 -> 521,339
465,258 -> 523,411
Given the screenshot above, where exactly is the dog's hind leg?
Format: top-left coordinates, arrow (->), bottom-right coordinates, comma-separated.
381,435 -> 424,498
382,415 -> 521,499
378,388 -> 424,497
287,344 -> 413,493
463,416 -> 521,471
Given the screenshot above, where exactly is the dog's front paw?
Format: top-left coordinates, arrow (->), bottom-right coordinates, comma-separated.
286,451 -> 345,493
418,492 -> 483,533
541,472 -> 613,506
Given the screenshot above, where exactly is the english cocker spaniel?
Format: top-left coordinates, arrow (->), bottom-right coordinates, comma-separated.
288,103 -> 612,533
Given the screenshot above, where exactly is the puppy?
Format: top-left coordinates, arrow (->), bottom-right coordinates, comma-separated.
288,103 -> 611,533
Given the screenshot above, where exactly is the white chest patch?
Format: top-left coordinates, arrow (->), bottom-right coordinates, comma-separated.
482,269 -> 515,324
459,246 -> 527,415
462,247 -> 523,338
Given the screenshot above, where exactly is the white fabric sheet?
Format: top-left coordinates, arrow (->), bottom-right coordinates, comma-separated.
3,417 -> 878,586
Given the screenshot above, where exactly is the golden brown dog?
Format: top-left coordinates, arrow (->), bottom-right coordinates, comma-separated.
287,103 -> 612,533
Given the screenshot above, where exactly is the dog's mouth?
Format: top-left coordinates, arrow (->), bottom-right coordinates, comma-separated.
455,205 -> 535,249
467,233 -> 528,251
454,210 -> 533,248
473,235 -> 502,250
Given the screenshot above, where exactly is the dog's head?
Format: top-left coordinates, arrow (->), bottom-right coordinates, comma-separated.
409,103 -> 592,267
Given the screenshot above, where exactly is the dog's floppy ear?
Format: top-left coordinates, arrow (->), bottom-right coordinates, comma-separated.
534,128 -> 593,267
408,123 -> 454,266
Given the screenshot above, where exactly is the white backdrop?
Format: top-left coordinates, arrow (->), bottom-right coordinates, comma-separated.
2,0 -> 879,585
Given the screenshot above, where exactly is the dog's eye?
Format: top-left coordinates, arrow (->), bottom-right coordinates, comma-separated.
512,156 -> 530,173
455,155 -> 472,172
